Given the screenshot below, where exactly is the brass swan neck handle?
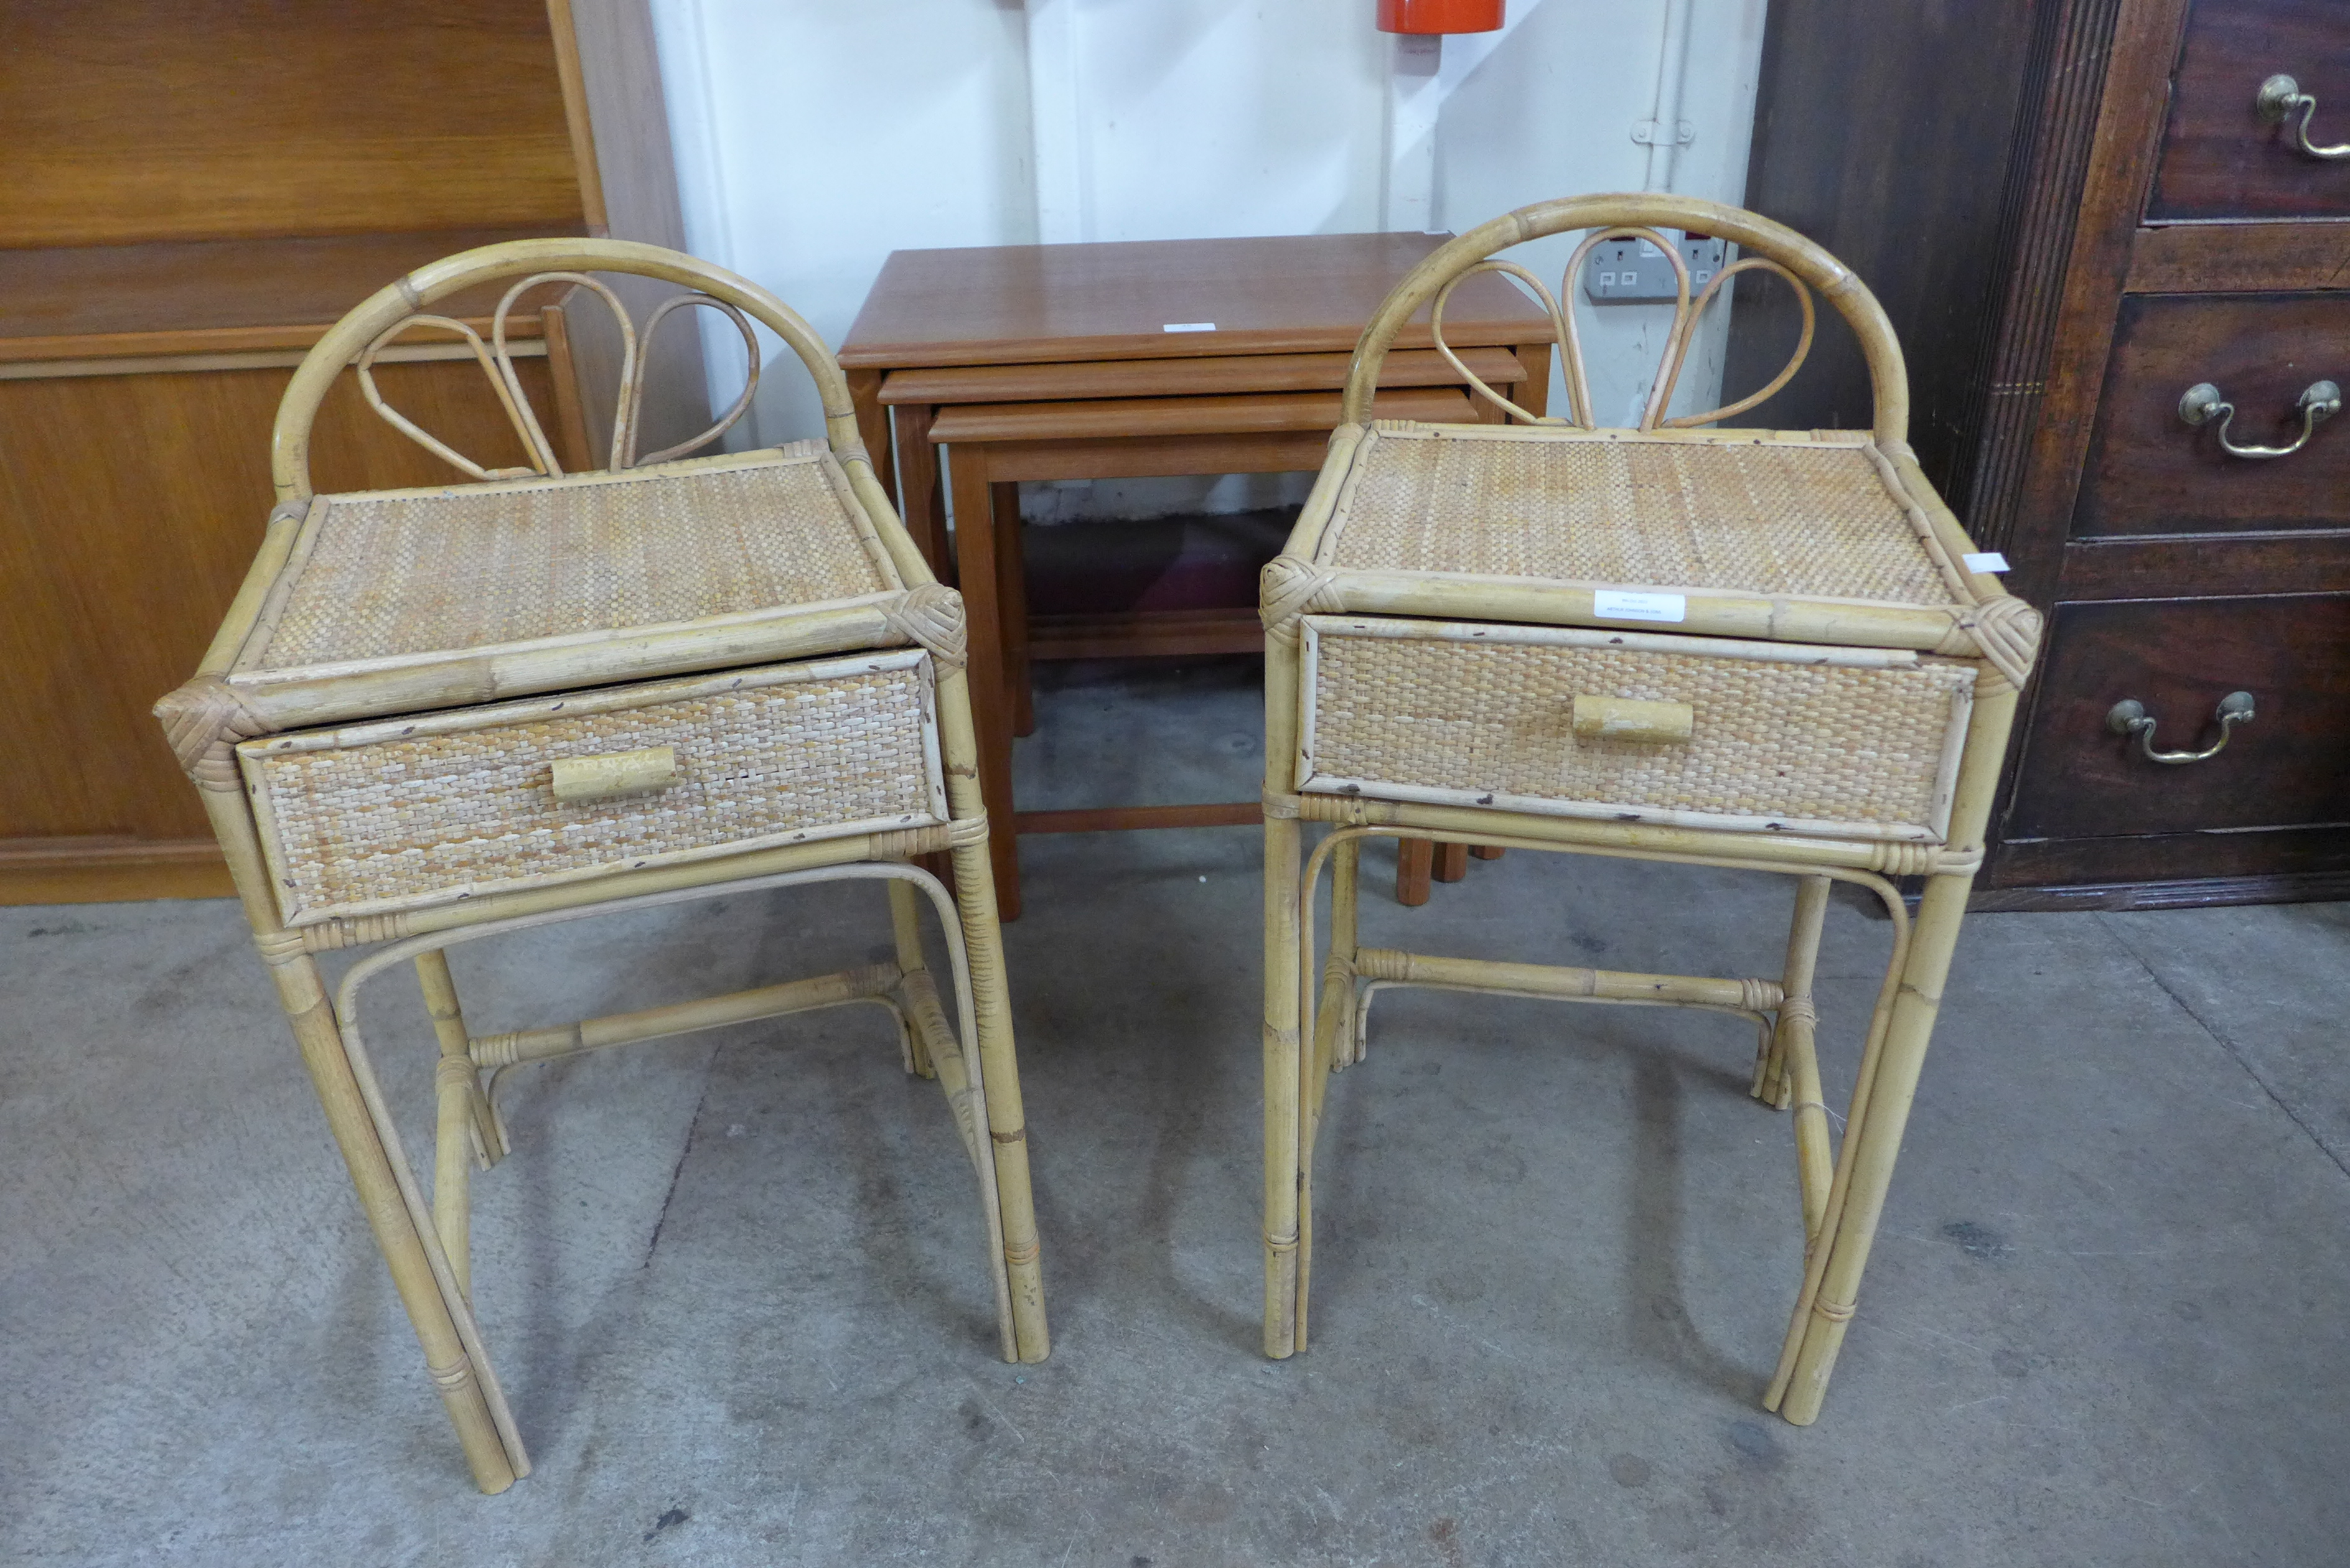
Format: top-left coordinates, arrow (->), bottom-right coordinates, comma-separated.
2105,691 -> 2256,765
2259,74 -> 2350,161
2178,380 -> 2340,459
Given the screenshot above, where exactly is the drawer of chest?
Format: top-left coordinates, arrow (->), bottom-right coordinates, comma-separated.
2077,294 -> 2350,537
238,650 -> 948,925
1296,617 -> 1977,843
2148,0 -> 2350,222
2008,594 -> 2350,840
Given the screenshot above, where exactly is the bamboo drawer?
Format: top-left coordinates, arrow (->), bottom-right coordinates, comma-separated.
238,650 -> 948,926
1296,616 -> 1975,842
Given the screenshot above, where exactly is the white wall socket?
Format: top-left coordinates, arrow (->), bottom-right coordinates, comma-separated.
1581,231 -> 1730,305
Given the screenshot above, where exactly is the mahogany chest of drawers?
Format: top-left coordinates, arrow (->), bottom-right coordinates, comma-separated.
1733,0 -> 2350,908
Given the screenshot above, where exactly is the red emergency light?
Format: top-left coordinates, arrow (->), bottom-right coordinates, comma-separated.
1376,0 -> 1505,34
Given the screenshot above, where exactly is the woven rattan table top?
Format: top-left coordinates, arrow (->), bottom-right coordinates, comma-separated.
1316,424 -> 1970,609
236,442 -> 899,674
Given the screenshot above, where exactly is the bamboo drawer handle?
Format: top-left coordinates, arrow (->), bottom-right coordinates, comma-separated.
1571,695 -> 1694,744
550,745 -> 678,802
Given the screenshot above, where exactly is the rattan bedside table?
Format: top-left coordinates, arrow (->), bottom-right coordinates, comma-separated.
154,240 -> 1047,1493
1258,195 -> 2043,1425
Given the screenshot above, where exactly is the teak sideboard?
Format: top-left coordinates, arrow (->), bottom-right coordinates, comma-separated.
1,0 -> 700,905
1732,0 -> 2350,910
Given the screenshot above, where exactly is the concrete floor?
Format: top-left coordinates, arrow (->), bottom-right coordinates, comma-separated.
6,655 -> 2349,1566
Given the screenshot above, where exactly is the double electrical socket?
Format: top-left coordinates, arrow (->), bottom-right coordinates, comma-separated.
1581,231 -> 1729,304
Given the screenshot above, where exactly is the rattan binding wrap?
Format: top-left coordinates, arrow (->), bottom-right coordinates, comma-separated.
242,442 -> 896,672
1301,624 -> 1973,840
242,660 -> 945,923
1319,425 -> 1967,608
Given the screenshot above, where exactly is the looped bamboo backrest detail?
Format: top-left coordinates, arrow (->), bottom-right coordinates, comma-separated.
273,238 -> 861,504
353,274 -> 763,482
1344,194 -> 1901,442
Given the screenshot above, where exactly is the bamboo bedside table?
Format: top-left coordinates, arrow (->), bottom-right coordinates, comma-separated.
1258,195 -> 2044,1425
840,234 -> 1555,915
154,240 -> 1047,1493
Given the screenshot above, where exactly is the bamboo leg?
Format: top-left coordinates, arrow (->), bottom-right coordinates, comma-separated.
1766,876 -> 1834,1244
993,480 -> 1034,739
885,872 -> 1014,1359
415,950 -> 500,1303
944,442 -> 1023,918
271,950 -> 518,1491
197,772 -> 521,1492
887,880 -> 937,1079
934,665 -> 1048,1361
1322,838 -> 1362,1069
1785,1016 -> 1833,1248
1771,872 -> 1968,1424
1769,674 -> 2015,1424
1433,841 -> 1469,882
1395,838 -> 1433,906
1757,875 -> 1830,1107
1263,615 -> 1308,1358
1263,813 -> 1305,1358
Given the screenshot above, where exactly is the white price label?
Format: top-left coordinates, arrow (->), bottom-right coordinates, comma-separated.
1592,590 -> 1687,623
1962,551 -> 2010,574
1162,322 -> 1217,333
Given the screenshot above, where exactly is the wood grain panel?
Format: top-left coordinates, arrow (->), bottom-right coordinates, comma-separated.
558,0 -> 690,250
2057,527 -> 2350,598
0,357 -> 559,843
2006,595 -> 2350,839
881,347 -> 1525,405
840,233 -> 1548,369
1997,0 -> 2191,600
2128,218 -> 2350,293
2146,0 -> 2350,221
0,228 -> 578,345
1978,823 -> 2350,900
0,839 -> 234,904
2075,293 -> 2350,534
927,386 -> 1473,444
1725,0 -> 2047,498
1,1 -> 584,247
950,432 -> 1339,485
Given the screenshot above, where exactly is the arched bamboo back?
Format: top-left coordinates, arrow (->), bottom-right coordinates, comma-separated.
270,238 -> 860,505
1340,194 -> 1906,445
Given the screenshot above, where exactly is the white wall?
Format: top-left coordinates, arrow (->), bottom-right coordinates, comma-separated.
650,0 -> 1767,516
1436,0 -> 1769,429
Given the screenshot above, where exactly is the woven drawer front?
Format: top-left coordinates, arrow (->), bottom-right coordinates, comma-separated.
1299,618 -> 1974,841
241,651 -> 946,924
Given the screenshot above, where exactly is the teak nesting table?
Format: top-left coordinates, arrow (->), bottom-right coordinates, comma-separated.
839,233 -> 1555,915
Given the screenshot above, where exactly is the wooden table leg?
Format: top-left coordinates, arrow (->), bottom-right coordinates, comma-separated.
1516,338 -> 1553,419
896,403 -> 952,583
1471,844 -> 1504,861
944,440 -> 1023,917
1395,837 -> 1432,906
992,480 -> 1034,737
1433,841 -> 1469,882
